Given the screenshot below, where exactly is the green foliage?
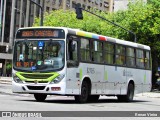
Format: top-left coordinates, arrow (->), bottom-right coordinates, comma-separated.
33,9 -> 115,37
6,63 -> 12,70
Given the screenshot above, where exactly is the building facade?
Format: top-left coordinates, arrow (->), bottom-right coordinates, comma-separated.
114,0 -> 147,12
0,0 -> 114,76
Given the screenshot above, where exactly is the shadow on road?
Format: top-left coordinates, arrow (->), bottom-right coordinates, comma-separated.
17,98 -> 149,104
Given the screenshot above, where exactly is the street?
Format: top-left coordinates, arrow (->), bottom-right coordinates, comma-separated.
0,83 -> 160,120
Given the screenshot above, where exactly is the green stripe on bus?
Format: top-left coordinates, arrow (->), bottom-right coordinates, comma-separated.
80,68 -> 82,80
15,72 -> 59,82
105,71 -> 108,81
144,74 -> 146,83
85,33 -> 92,38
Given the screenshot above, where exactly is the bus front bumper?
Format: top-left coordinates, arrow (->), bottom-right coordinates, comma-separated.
12,81 -> 66,95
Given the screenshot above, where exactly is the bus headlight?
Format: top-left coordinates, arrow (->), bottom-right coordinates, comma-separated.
50,74 -> 65,84
13,75 -> 23,83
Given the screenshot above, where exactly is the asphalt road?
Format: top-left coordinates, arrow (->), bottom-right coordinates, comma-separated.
0,83 -> 160,120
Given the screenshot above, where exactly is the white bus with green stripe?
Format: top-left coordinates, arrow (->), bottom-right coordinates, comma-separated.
12,27 -> 152,103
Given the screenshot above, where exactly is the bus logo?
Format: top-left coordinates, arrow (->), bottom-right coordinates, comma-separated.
34,80 -> 38,84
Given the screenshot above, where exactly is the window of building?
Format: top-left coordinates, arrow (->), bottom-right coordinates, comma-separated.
29,2 -> 34,27
59,0 -> 62,6
72,1 -> 76,8
104,1 -> 109,8
82,4 -> 86,9
46,7 -> 50,13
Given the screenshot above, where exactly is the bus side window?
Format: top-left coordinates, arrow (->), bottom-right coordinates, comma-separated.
136,49 -> 144,68
126,47 -> 135,67
92,40 -> 103,63
115,45 -> 126,66
104,42 -> 114,64
80,38 -> 90,62
145,51 -> 151,69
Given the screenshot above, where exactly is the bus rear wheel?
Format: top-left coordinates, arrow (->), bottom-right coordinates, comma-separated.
34,93 -> 47,102
117,83 -> 134,102
74,81 -> 89,103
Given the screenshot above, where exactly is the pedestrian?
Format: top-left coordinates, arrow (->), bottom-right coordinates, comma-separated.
156,76 -> 160,91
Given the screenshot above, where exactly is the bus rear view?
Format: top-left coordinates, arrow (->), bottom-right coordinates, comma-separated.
12,27 -> 66,101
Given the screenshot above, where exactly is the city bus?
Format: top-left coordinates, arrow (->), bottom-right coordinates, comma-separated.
12,27 -> 152,103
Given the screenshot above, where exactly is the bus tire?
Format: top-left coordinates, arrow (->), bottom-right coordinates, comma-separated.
88,95 -> 99,102
34,93 -> 47,102
74,81 -> 89,103
117,83 -> 134,102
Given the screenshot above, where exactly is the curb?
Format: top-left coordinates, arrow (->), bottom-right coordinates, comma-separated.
136,91 -> 160,98
0,80 -> 12,85
0,77 -> 12,85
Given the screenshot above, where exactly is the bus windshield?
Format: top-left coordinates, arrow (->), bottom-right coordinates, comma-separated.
13,40 -> 65,72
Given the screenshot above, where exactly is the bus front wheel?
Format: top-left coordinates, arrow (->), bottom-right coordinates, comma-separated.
117,83 -> 134,102
74,81 -> 89,103
34,93 -> 47,102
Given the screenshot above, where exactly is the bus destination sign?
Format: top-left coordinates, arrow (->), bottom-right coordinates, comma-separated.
16,29 -> 65,39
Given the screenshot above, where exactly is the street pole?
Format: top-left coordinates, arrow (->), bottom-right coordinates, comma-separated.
14,8 -> 26,27
30,0 -> 43,26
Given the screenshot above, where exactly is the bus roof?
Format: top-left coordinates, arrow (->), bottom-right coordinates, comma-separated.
17,27 -> 150,50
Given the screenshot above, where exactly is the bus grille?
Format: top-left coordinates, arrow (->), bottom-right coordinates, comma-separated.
25,81 -> 48,83
27,86 -> 45,90
21,73 -> 53,79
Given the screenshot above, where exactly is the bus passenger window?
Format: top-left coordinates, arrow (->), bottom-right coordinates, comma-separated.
104,42 -> 114,64
145,51 -> 150,69
126,47 -> 135,67
80,38 -> 90,61
92,41 -> 103,63
115,45 -> 126,66
136,49 -> 144,68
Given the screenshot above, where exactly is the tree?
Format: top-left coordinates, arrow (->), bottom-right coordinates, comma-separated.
110,0 -> 160,85
33,9 -> 115,36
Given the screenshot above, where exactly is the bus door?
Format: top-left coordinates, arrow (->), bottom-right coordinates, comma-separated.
66,36 -> 80,94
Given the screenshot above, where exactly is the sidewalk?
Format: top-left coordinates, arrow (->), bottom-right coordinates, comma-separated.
0,77 -> 12,84
136,90 -> 160,98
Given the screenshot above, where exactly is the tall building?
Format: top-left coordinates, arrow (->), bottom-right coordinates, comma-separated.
114,0 -> 147,12
45,0 -> 114,12
0,0 -> 114,76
